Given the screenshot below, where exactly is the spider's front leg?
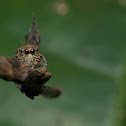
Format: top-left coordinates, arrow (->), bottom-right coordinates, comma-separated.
39,54 -> 48,71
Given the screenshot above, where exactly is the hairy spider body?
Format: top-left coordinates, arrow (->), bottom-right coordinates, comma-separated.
16,45 -> 47,69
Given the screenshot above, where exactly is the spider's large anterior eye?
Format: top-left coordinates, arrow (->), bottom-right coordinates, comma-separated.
30,49 -> 35,54
36,49 -> 38,51
25,50 -> 29,54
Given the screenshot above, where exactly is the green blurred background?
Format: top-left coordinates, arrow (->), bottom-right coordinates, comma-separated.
0,0 -> 126,126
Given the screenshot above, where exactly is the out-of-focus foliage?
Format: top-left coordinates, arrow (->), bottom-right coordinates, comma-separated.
0,0 -> 126,126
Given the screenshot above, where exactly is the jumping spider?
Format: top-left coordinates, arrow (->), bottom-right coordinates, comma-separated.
16,45 -> 47,69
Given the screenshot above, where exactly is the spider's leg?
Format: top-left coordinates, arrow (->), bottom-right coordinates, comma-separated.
41,54 -> 48,70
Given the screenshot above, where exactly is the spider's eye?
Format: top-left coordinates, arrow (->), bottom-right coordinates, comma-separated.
20,50 -> 23,53
36,49 -> 38,51
30,49 -> 35,54
25,50 -> 29,54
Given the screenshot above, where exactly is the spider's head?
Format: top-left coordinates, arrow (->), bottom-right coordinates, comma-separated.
16,45 -> 39,66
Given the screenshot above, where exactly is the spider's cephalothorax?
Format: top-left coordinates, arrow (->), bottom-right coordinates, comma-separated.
16,45 -> 47,69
